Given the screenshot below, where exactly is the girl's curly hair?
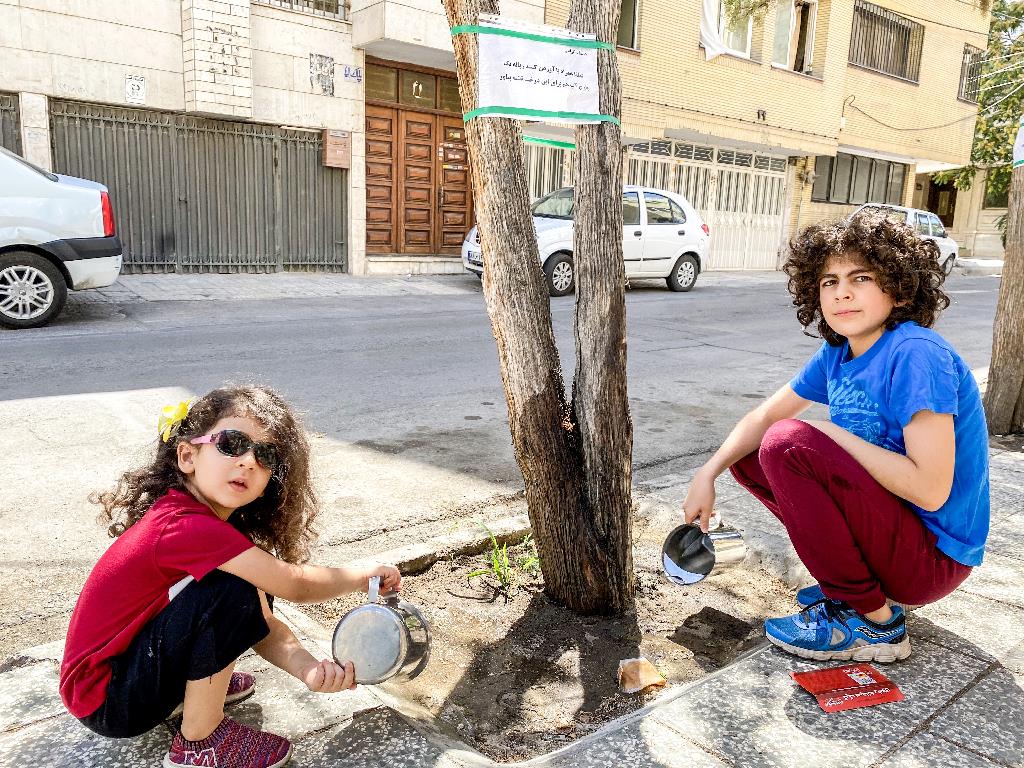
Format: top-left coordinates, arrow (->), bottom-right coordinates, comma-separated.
93,385 -> 319,564
783,212 -> 950,346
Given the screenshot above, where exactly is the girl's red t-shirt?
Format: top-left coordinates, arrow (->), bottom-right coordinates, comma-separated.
60,489 -> 255,718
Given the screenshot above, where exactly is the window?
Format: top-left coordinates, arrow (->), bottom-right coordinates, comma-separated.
959,45 -> 984,103
928,213 -> 946,237
773,0 -> 817,73
253,0 -> 343,18
849,0 -> 924,83
532,188 -> 574,219
913,213 -> 931,236
644,192 -> 687,224
719,1 -> 752,56
623,192 -> 641,225
618,0 -> 639,48
399,71 -> 436,109
366,64 -> 464,114
983,175 -> 1009,209
810,152 -> 907,205
860,204 -> 908,223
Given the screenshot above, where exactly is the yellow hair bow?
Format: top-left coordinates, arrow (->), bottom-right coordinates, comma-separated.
158,399 -> 193,443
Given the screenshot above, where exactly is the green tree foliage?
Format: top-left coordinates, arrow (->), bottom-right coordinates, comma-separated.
934,0 -> 1024,201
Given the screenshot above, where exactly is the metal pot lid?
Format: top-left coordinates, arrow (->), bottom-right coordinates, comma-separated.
332,603 -> 409,685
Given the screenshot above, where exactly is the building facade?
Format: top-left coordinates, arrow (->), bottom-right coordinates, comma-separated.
0,0 -> 992,274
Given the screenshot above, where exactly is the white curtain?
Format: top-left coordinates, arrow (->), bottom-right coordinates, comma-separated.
700,0 -> 730,61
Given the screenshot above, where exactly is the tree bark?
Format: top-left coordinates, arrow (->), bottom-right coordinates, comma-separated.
443,0 -> 635,613
984,164 -> 1024,434
566,0 -> 635,612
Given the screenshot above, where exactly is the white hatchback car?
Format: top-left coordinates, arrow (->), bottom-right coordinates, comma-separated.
853,203 -> 959,275
462,185 -> 711,296
0,146 -> 122,329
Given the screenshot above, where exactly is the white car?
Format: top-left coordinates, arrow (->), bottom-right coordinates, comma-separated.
462,185 -> 711,296
0,146 -> 122,329
854,203 -> 959,275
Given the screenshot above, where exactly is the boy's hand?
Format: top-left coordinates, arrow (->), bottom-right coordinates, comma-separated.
682,467 -> 717,533
368,563 -> 402,594
303,659 -> 357,693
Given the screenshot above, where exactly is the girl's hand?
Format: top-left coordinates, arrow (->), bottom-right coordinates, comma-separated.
369,564 -> 402,594
682,467 -> 717,533
303,659 -> 357,693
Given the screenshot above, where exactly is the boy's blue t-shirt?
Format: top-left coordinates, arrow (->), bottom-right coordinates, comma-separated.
789,321 -> 990,566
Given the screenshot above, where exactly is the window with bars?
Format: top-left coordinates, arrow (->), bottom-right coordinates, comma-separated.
848,0 -> 924,83
958,45 -> 984,103
253,0 -> 344,19
811,152 -> 906,205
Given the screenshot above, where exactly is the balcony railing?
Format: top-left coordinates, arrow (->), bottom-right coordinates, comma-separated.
253,0 -> 346,21
849,0 -> 924,83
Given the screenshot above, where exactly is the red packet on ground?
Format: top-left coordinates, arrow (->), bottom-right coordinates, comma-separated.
790,663 -> 904,712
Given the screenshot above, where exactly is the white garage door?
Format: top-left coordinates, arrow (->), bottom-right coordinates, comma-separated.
626,141 -> 789,270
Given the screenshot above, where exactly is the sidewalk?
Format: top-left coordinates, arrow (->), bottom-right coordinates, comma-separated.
2,442 -> 1021,767
68,272 -> 484,305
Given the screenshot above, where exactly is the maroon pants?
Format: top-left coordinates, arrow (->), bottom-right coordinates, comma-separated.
730,419 -> 971,614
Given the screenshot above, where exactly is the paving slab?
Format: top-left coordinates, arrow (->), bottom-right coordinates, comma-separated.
646,639 -> 989,768
910,591 -> 1024,666
0,715 -> 174,768
925,666 -> 1024,767
0,660 -> 63,733
880,731 -> 1004,768
542,718 -> 729,768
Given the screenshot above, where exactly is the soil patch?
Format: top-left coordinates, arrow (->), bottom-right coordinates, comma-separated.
992,433 -> 1024,453
303,540 -> 797,762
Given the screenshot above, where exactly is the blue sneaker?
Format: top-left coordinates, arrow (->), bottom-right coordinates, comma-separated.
796,583 -> 827,607
765,600 -> 911,663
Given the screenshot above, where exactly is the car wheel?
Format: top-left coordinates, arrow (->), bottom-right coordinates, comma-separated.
942,256 -> 956,275
667,254 -> 699,292
544,252 -> 575,297
0,251 -> 68,329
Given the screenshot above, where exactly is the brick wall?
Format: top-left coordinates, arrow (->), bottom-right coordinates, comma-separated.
182,0 -> 253,118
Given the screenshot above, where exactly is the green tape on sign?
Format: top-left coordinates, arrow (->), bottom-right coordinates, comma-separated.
464,106 -> 620,125
523,136 -> 577,150
450,24 -> 614,50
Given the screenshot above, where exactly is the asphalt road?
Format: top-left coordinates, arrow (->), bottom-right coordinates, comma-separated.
0,270 -> 1001,658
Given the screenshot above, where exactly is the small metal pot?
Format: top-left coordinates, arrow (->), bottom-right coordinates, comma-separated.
661,523 -> 747,585
331,576 -> 431,684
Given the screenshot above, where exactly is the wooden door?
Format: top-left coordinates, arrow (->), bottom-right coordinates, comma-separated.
398,111 -> 436,254
437,116 -> 473,255
365,105 -> 397,254
365,107 -> 475,255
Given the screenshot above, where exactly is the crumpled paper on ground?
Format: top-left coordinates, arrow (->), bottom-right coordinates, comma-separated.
617,657 -> 666,693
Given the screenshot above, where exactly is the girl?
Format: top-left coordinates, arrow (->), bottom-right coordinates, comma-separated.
60,385 -> 401,768
683,214 -> 989,663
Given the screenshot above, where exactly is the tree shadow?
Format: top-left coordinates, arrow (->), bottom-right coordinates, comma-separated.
431,590 -> 645,762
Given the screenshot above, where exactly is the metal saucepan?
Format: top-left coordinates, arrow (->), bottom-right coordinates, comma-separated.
662,523 -> 747,585
331,576 -> 431,684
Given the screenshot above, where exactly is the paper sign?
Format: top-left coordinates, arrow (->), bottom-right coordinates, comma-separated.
790,663 -> 904,713
125,75 -> 147,106
470,14 -> 607,124
1013,115 -> 1024,169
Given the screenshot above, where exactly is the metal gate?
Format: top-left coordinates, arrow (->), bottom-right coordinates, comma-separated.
0,92 -> 21,155
627,141 -> 788,270
49,100 -> 347,273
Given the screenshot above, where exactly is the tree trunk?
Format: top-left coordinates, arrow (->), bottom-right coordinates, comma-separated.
984,164 -> 1024,434
443,0 -> 635,613
566,0 -> 635,611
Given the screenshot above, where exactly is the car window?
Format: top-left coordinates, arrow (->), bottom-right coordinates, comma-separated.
622,192 -> 640,226
928,213 -> 946,237
860,205 -> 907,224
532,188 -> 574,219
644,192 -> 686,224
913,213 -> 931,236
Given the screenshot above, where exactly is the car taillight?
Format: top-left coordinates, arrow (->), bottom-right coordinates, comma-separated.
101,191 -> 116,237
701,223 -> 710,236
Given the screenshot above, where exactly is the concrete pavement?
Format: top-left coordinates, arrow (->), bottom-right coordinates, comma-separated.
2,442 -> 1022,767
1,269 -> 1020,766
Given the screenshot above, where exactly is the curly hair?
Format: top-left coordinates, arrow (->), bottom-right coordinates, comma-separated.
783,212 -> 950,346
93,385 -> 319,564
